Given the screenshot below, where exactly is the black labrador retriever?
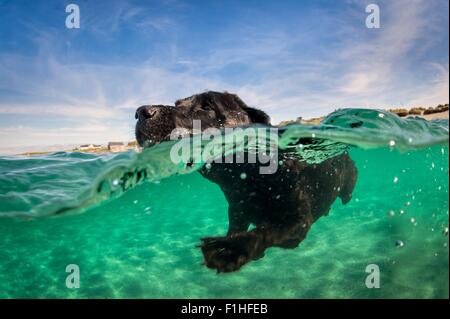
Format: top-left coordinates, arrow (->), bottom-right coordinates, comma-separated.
135,91 -> 357,272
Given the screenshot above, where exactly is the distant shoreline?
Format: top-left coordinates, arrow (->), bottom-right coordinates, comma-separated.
278,104 -> 449,126
413,110 -> 449,121
7,105 -> 450,157
17,144 -> 140,157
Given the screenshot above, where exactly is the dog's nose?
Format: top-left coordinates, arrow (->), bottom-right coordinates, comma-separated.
135,106 -> 161,120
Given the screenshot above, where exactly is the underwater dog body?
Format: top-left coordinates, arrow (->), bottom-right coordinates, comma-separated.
135,91 -> 357,272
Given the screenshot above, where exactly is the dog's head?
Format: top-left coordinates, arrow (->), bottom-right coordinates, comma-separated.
135,91 -> 270,147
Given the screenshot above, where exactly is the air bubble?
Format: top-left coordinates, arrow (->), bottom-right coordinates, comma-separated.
395,240 -> 405,248
389,140 -> 396,147
240,173 -> 247,180
393,177 -> 398,183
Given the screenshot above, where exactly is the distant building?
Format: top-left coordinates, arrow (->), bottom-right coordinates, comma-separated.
77,144 -> 102,151
108,142 -> 126,152
127,140 -> 138,147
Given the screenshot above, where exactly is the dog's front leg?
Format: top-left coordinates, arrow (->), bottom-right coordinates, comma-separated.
199,229 -> 268,273
199,213 -> 314,273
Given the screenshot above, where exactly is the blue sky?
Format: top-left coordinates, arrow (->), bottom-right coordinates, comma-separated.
0,0 -> 448,151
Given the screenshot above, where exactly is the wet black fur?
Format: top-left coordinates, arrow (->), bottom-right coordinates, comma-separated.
135,91 -> 357,272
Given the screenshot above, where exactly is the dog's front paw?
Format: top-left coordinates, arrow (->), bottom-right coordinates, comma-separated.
199,234 -> 256,273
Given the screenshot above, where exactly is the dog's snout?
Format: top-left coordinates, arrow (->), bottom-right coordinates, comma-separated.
136,106 -> 161,121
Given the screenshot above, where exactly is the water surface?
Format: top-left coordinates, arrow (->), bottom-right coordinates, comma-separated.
0,109 -> 448,298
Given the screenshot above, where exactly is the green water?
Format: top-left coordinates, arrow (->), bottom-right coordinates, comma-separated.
0,109 -> 448,298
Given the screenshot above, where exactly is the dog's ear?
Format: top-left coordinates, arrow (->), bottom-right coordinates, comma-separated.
226,93 -> 271,125
244,106 -> 271,125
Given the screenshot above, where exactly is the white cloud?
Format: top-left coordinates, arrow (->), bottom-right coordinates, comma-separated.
224,0 -> 449,121
0,0 -> 447,150
406,63 -> 449,107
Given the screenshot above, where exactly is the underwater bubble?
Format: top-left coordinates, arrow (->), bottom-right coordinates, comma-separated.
389,140 -> 396,147
444,227 -> 449,236
408,137 -> 413,143
205,163 -> 212,170
405,201 -> 411,206
395,240 -> 405,248
393,177 -> 399,183
112,179 -> 119,186
240,172 -> 247,180
410,217 -> 416,223
399,210 -> 405,215
144,207 -> 152,214
388,210 -> 395,217
275,195 -> 281,200
133,200 -> 138,204
378,113 -> 385,118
